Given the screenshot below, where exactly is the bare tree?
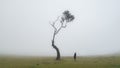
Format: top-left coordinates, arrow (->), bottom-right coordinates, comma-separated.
50,10 -> 75,60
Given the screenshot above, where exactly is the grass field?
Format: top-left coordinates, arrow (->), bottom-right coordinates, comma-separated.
0,56 -> 120,68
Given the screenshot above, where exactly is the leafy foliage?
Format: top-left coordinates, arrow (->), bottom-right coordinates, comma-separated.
61,10 -> 75,23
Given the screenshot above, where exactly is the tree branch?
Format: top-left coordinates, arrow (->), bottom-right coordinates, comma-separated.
50,16 -> 60,33
50,23 -> 57,32
55,21 -> 66,34
55,26 -> 62,34
51,15 -> 68,35
53,16 -> 60,24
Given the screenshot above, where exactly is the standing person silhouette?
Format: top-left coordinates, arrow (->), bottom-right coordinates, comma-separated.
74,52 -> 76,61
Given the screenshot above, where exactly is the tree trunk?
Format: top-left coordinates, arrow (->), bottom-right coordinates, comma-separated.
52,40 -> 60,60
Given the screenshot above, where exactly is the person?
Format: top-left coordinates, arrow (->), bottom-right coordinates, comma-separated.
74,52 -> 76,61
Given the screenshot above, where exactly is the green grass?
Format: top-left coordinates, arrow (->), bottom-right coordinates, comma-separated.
0,56 -> 120,68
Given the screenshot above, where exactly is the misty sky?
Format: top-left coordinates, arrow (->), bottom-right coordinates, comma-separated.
0,0 -> 120,56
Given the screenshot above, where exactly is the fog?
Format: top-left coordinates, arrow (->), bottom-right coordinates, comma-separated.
0,0 -> 120,56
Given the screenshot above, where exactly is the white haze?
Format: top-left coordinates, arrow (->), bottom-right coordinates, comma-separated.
0,0 -> 120,56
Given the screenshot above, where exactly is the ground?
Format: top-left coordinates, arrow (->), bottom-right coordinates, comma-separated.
0,56 -> 120,68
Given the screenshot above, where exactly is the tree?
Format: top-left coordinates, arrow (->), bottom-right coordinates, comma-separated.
50,10 -> 75,60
